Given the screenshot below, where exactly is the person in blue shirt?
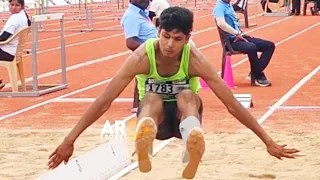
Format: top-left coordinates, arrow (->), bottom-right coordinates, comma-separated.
121,0 -> 158,112
121,0 -> 158,51
213,0 -> 275,87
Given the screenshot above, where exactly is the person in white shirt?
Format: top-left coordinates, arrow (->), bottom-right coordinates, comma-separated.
0,0 -> 31,90
148,0 -> 170,25
148,0 -> 197,47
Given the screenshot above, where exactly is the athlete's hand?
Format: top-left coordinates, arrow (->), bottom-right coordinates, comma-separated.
266,142 -> 300,160
48,140 -> 74,170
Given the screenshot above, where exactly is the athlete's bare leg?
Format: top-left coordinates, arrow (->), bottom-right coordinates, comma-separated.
176,89 -> 205,179
135,92 -> 163,173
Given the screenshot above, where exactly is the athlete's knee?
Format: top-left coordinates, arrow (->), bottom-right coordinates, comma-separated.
141,92 -> 163,107
176,89 -> 200,114
138,93 -> 163,122
176,89 -> 198,105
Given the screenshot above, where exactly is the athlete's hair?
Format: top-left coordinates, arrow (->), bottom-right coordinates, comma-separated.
159,6 -> 194,35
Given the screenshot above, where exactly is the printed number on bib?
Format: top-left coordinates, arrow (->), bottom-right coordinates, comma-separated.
145,79 -> 190,96
147,83 -> 174,94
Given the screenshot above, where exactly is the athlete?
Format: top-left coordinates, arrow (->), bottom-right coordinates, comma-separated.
48,7 -> 300,179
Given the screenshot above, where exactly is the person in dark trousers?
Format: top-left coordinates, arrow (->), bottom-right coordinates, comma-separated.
310,0 -> 320,15
290,0 -> 301,15
260,0 -> 272,12
121,0 -> 158,113
214,0 -> 275,87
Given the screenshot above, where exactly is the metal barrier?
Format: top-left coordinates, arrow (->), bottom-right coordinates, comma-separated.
36,0 -> 125,32
0,13 -> 68,97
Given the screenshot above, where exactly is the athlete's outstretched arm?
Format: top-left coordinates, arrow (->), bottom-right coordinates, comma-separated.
48,47 -> 147,170
63,52 -> 143,144
188,46 -> 299,160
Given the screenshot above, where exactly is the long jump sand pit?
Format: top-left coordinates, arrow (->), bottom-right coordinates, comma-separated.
0,126 -> 134,180
120,131 -> 320,180
1,129 -> 320,180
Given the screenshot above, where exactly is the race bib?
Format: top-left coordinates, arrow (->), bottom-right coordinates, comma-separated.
145,79 -> 190,99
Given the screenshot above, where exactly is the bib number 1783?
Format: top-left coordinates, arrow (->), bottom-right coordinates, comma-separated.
147,83 -> 173,94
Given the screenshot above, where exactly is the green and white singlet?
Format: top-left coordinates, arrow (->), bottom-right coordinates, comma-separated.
136,38 -> 201,102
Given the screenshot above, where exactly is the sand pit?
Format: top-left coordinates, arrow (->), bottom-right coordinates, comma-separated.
1,128 -> 319,180
0,126 -> 162,180
120,131 -> 320,180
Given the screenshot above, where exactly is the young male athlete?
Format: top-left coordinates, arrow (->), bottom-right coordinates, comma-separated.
48,7 -> 299,179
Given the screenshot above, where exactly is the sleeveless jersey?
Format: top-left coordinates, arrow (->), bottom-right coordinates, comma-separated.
136,38 -> 201,102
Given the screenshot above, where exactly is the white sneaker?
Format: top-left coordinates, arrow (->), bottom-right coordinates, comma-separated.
182,148 -> 190,164
182,127 -> 205,179
135,117 -> 157,173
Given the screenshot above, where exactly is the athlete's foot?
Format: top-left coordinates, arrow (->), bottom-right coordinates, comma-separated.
182,127 -> 205,179
135,117 -> 157,173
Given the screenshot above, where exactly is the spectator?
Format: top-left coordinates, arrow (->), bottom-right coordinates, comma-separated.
121,0 -> 158,112
213,0 -> 275,87
261,0 -> 273,13
290,0 -> 300,15
148,0 -> 170,23
310,0 -> 319,15
0,0 -> 31,90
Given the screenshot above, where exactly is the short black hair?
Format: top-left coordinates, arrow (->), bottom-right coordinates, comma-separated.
159,6 -> 194,35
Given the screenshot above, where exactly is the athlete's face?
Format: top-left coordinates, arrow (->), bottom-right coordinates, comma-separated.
9,0 -> 23,14
158,28 -> 190,58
